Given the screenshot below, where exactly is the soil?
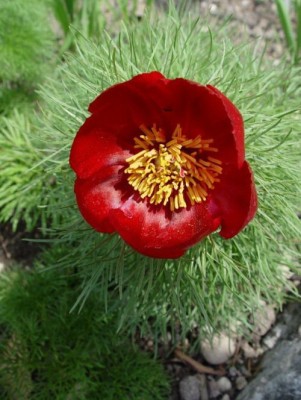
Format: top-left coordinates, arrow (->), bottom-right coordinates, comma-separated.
0,222 -> 43,266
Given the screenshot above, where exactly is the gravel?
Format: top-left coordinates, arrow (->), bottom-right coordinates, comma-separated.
196,0 -> 287,59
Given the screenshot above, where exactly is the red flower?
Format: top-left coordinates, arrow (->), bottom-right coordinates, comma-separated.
70,72 -> 257,258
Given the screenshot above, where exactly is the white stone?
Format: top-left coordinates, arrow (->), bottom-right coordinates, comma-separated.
201,333 -> 236,365
182,338 -> 190,350
242,0 -> 250,7
209,4 -> 218,14
241,341 -> 256,358
262,327 -> 281,349
216,377 -> 232,393
241,341 -> 264,359
208,379 -> 220,399
179,375 -> 201,400
146,339 -> 153,349
279,265 -> 294,280
221,395 -> 230,400
135,0 -> 146,18
253,302 -> 276,337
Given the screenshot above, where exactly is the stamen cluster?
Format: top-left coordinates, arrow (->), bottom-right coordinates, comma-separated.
125,124 -> 222,211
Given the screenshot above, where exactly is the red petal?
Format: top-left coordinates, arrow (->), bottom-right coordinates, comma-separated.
111,200 -> 221,258
89,71 -> 168,113
74,166 -> 123,233
207,85 -> 245,167
88,72 -> 170,133
210,161 -> 258,239
162,79 -> 245,168
70,114 -> 130,180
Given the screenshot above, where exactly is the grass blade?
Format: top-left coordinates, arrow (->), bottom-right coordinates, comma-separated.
295,0 -> 301,62
275,0 -> 296,55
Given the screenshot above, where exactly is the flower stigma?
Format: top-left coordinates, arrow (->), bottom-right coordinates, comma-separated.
125,124 -> 222,211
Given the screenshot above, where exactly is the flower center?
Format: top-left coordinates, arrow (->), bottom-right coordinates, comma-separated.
125,124 -> 222,211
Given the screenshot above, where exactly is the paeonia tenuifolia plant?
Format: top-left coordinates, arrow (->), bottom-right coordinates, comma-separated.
70,72 -> 257,258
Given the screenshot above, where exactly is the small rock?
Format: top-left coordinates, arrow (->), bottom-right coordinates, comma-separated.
201,333 -> 236,365
216,377 -> 232,393
236,376 -> 248,391
259,18 -> 269,30
209,4 -> 218,14
241,341 -> 256,358
135,0 -> 146,18
279,264 -> 294,280
221,395 -> 230,400
241,0 -> 250,7
208,379 -> 220,399
262,329 -> 281,350
182,338 -> 190,350
179,375 -> 208,400
228,366 -> 240,377
241,341 -> 264,359
146,339 -> 153,349
253,302 -> 276,337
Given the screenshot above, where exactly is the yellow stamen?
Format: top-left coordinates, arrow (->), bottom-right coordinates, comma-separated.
124,124 -> 222,211
207,156 -> 222,165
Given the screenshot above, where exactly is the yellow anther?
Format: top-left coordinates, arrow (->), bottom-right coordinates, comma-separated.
207,156 -> 222,165
125,124 -> 222,211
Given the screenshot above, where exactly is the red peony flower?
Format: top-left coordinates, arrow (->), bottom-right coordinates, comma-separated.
70,72 -> 257,258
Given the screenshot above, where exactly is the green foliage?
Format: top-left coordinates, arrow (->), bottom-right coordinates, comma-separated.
0,250 -> 170,400
51,0 -> 106,54
0,112 -> 68,231
0,0 -> 62,229
0,85 -> 37,118
0,0 -> 54,86
275,0 -> 301,63
0,4 -> 300,340
26,5 -> 300,339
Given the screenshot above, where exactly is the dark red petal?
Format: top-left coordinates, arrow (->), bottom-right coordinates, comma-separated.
87,72 -> 170,135
70,115 -> 130,180
206,85 -> 245,167
111,200 -> 221,258
74,166 -> 123,233
163,79 -> 245,168
210,161 -> 257,239
89,72 -> 167,114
